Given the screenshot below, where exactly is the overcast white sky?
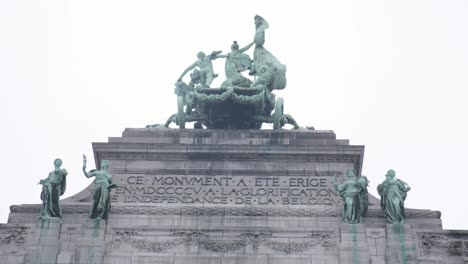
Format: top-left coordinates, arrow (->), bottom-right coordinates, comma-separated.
0,0 -> 467,229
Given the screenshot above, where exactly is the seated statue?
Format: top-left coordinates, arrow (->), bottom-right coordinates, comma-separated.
219,41 -> 254,88
82,155 -> 117,220
39,158 -> 67,220
377,169 -> 411,223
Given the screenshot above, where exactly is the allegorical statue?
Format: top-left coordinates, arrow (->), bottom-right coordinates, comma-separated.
249,15 -> 287,91
357,176 -> 370,218
39,158 -> 68,220
333,169 -> 369,223
377,169 -> 411,223
219,41 -> 254,88
82,155 -> 117,220
177,50 -> 224,88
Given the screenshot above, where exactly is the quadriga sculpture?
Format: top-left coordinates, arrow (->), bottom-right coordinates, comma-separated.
158,15 -> 299,130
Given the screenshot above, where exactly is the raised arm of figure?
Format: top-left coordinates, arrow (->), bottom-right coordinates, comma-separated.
178,61 -> 198,82
332,175 -> 340,190
82,154 -> 95,178
216,54 -> 228,59
239,41 -> 254,53
209,50 -> 223,59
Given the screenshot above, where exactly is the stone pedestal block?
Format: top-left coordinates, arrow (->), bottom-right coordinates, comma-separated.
26,219 -> 62,264
74,219 -> 106,264
339,224 -> 370,264
385,223 -> 418,264
365,227 -> 386,264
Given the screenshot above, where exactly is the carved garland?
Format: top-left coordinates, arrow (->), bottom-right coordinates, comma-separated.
230,89 -> 264,105
419,233 -> 468,257
0,227 -> 28,254
193,87 -> 233,104
112,231 -> 333,254
113,231 -> 190,252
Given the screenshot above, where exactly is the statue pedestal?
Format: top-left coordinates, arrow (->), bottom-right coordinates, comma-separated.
74,219 -> 106,264
385,223 -> 418,264
339,223 -> 370,264
26,218 -> 62,264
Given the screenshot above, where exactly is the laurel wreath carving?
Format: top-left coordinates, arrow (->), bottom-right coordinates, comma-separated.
112,230 -> 333,254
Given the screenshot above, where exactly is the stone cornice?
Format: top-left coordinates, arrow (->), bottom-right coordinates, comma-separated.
10,204 -> 441,219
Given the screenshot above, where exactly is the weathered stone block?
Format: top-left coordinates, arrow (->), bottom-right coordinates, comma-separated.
339,250 -> 370,264
365,228 -> 385,239
56,252 -> 73,264
340,224 -> 366,234
173,255 -> 221,264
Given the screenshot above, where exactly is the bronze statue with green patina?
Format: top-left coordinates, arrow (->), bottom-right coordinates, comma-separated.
358,176 -> 369,218
38,158 -> 68,220
219,41 -> 254,88
82,155 -> 117,220
377,169 -> 411,223
177,50 -> 223,88
333,169 -> 369,223
249,15 -> 287,91
160,15 -> 300,130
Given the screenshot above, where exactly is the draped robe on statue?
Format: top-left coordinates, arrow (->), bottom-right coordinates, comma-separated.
40,169 -> 67,219
252,15 -> 287,91
377,178 -> 409,223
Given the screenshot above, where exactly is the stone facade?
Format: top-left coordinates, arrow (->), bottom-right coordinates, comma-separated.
1,128 -> 465,263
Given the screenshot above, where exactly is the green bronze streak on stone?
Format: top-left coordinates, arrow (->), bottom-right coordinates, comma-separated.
398,223 -> 407,264
88,245 -> 96,264
352,224 -> 358,264
93,219 -> 100,238
391,223 -> 408,264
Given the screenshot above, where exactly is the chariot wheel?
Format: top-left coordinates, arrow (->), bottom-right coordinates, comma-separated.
177,96 -> 186,129
273,97 -> 284,129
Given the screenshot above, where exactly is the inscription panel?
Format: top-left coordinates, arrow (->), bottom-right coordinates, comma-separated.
112,174 -> 342,206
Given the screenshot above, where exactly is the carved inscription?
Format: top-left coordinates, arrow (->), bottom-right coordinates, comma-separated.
112,175 -> 342,206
